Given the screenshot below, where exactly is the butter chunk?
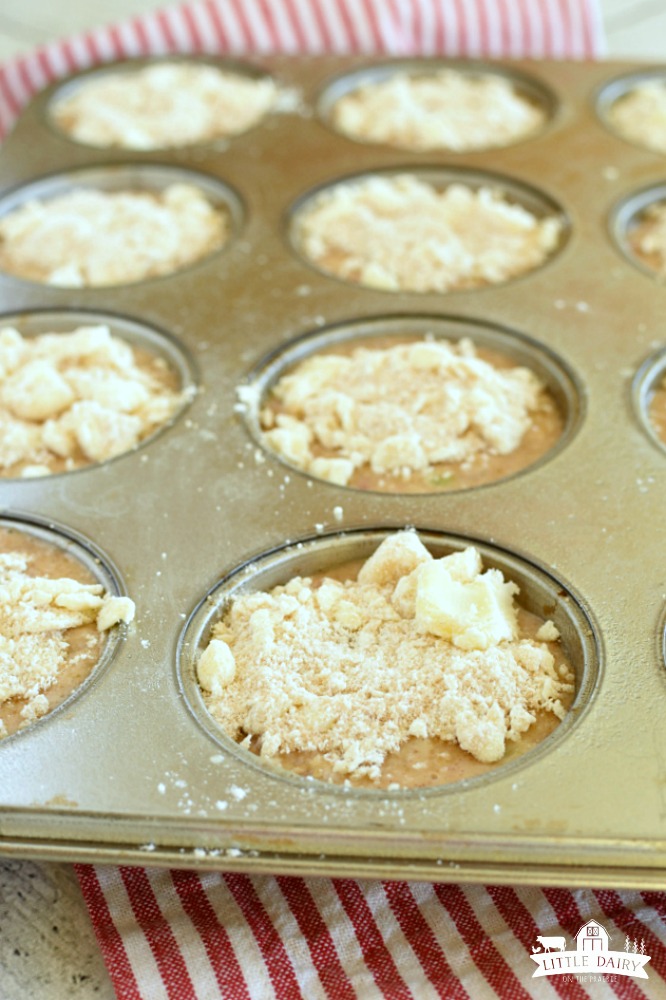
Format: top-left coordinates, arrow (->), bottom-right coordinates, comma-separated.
198,639 -> 236,695
455,702 -> 507,762
309,456 -> 354,486
371,432 -> 427,474
392,568 -> 420,618
41,416 -> 78,458
263,416 -> 312,466
392,542 -> 472,617
415,550 -> 518,650
408,717 -> 428,738
536,619 -> 560,642
65,370 -> 150,412
440,547 -> 483,583
407,341 -> 447,370
55,591 -> 104,614
97,595 -> 136,631
0,327 -> 27,375
0,418 -> 42,468
359,261 -> 398,290
3,361 -> 74,420
70,401 -> 142,461
20,464 -> 51,478
358,530 -> 432,587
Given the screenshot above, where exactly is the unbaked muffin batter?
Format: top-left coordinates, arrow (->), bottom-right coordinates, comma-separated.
197,532 -> 574,789
607,80 -> 666,154
331,69 -> 546,152
294,174 -> 563,292
0,526 -> 134,738
255,337 -> 563,491
0,184 -> 228,287
628,201 -> 666,277
0,323 -> 187,477
52,62 -> 277,149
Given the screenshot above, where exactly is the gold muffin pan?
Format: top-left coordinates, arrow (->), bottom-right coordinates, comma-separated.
1,55 -> 666,887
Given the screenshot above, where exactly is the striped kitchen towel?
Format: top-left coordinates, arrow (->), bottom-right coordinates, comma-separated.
0,0 -> 604,138
76,868 -> 666,998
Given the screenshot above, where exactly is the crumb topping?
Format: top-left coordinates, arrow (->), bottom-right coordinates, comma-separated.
295,174 -> 562,292
0,183 -> 228,287
53,63 -> 277,149
258,338 -> 549,487
0,324 -> 188,476
0,549 -> 134,730
198,532 -> 574,779
332,69 -> 546,151
630,202 -> 666,274
608,81 -> 666,154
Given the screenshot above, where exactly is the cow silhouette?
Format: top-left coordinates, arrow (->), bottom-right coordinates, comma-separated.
536,935 -> 567,953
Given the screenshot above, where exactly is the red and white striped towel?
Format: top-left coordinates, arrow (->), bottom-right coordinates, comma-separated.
6,1 -> 656,998
0,0 -> 604,139
76,867 -> 666,999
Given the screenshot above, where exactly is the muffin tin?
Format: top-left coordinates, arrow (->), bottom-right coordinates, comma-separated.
2,55 -> 666,887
